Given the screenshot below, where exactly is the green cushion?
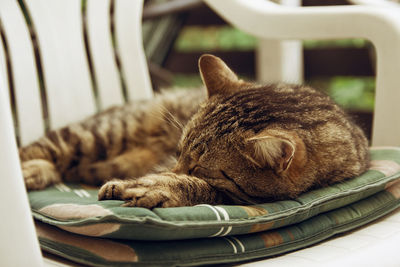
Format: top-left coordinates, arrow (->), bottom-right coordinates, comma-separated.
29,147 -> 400,241
36,185 -> 400,266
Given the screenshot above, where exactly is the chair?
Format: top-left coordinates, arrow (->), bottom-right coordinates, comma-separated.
256,0 -> 304,85
1,0 -> 400,266
205,0 -> 400,147
350,0 -> 400,8
0,0 -> 150,265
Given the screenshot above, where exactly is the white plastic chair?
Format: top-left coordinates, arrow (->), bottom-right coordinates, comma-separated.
0,0 -> 151,266
256,0 -> 304,84
205,0 -> 400,147
350,0 -> 400,8
1,0 -> 400,266
204,1 -> 400,266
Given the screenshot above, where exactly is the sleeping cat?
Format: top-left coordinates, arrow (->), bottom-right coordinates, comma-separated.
20,54 -> 369,208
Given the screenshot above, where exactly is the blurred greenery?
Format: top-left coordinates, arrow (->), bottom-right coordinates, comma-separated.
309,77 -> 375,111
173,74 -> 202,88
175,26 -> 370,52
173,26 -> 375,112
174,26 -> 257,52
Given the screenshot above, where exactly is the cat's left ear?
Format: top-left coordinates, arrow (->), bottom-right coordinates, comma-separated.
244,131 -> 306,174
198,54 -> 245,98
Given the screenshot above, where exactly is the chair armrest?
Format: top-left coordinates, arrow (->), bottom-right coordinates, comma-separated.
349,0 -> 400,8
204,0 -> 400,146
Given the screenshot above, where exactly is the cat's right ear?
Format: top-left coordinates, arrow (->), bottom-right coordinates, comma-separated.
243,130 -> 307,174
198,54 -> 243,98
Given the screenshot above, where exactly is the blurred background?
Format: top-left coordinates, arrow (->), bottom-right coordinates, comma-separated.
142,0 -> 376,140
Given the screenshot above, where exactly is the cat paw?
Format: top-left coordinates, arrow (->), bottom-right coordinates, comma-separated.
97,180 -> 127,200
22,159 -> 61,190
98,177 -> 182,208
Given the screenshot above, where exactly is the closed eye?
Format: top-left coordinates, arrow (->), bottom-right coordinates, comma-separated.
220,170 -> 232,180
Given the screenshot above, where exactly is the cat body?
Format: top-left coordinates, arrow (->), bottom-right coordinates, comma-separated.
20,89 -> 203,189
20,55 -> 369,208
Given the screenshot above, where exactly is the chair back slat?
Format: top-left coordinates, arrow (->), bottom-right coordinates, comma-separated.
0,38 -> 10,111
115,0 -> 153,101
1,0 -> 153,141
86,0 -> 124,109
25,0 -> 96,129
0,0 -> 45,146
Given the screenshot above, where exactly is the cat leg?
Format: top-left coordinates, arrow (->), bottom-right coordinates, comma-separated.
22,159 -> 61,190
19,124 -> 88,190
19,122 -> 168,189
98,172 -> 222,208
65,148 -> 173,186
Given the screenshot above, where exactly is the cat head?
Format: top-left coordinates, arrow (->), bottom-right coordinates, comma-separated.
173,54 -> 308,204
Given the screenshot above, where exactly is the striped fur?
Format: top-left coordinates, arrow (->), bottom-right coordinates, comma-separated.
21,54 -> 369,208
21,89 -> 204,189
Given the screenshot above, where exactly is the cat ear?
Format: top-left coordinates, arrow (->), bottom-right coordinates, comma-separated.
198,54 -> 242,97
245,133 -> 297,174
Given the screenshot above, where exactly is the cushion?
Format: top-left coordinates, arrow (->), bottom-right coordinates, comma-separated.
36,186 -> 400,266
29,147 -> 400,241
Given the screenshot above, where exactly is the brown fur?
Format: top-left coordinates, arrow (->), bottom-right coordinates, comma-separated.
20,54 -> 369,208
20,89 -> 203,189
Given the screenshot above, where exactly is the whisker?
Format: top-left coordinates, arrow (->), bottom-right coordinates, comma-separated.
159,106 -> 184,131
147,107 -> 181,131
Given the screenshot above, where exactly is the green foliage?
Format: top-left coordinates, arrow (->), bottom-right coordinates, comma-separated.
175,26 -> 369,52
173,26 -> 374,112
174,26 -> 257,52
309,77 -> 375,111
172,74 -> 202,87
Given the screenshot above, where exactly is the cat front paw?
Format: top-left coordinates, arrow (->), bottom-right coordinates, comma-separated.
98,176 -> 182,208
97,180 -> 127,200
22,159 -> 61,190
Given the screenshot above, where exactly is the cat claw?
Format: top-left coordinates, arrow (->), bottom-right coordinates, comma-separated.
98,180 -> 126,200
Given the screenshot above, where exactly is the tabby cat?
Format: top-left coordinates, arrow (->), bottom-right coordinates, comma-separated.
20,54 -> 369,208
